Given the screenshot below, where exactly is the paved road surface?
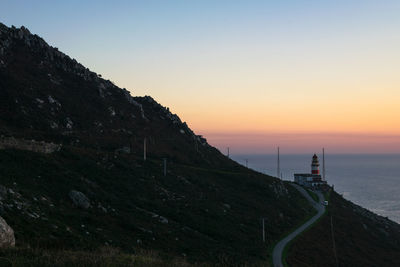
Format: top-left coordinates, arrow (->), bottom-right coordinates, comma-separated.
272,184 -> 325,267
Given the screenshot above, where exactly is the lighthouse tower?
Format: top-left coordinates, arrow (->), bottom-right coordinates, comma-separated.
311,154 -> 320,175
294,153 -> 327,187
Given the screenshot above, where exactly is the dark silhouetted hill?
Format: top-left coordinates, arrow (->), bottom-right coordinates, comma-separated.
1,22 -> 399,266
0,23 -> 314,265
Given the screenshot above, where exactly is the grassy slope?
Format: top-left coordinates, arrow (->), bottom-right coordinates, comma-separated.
282,187 -> 327,267
287,190 -> 400,266
0,24 -> 317,265
0,147 -> 314,265
0,247 -> 191,267
305,189 -> 318,202
1,24 -> 399,266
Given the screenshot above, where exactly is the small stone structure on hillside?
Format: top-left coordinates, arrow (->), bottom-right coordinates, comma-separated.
0,136 -> 61,154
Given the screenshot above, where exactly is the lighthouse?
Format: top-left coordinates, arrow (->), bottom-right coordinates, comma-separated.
294,153 -> 327,188
311,154 -> 320,175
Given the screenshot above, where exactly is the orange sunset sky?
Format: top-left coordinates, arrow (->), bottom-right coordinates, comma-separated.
2,1 -> 400,153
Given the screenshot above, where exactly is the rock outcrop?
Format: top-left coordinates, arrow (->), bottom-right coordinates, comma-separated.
0,216 -> 15,248
0,136 -> 62,154
68,190 -> 91,209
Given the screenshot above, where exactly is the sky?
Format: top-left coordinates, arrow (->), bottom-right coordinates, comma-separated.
1,0 -> 400,154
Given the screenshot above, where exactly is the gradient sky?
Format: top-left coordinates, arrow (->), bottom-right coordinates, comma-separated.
1,1 -> 400,153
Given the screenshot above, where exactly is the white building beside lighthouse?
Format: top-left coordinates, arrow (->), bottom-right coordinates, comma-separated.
294,154 -> 327,188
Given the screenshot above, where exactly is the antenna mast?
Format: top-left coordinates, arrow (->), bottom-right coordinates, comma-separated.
277,147 -> 280,178
323,148 -> 326,180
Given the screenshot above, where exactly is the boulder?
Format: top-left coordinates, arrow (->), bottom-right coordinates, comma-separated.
0,216 -> 15,248
0,185 -> 7,200
68,190 -> 90,209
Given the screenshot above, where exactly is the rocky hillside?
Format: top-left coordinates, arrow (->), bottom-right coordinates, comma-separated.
2,22 -> 399,267
287,190 -> 400,266
0,22 -> 228,168
0,22 -> 315,265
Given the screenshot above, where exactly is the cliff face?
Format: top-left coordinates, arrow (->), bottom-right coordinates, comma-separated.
0,23 -> 315,265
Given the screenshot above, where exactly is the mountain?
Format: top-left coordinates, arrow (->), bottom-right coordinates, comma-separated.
0,23 -> 221,167
1,22 -> 400,266
0,23 -> 314,265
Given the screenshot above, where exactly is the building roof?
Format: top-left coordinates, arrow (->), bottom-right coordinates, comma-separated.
294,173 -> 322,178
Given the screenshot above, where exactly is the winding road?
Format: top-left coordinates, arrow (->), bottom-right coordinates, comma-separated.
272,184 -> 325,267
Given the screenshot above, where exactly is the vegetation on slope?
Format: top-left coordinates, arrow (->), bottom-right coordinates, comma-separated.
0,23 -> 319,264
287,190 -> 400,266
2,22 -> 399,266
0,146 -> 314,265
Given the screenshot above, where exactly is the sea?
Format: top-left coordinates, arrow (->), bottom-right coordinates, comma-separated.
231,154 -> 400,224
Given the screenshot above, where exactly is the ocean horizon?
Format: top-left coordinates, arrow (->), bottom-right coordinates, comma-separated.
231,153 -> 400,224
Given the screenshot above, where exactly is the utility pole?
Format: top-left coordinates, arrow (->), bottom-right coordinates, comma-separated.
245,159 -> 248,168
322,148 -> 325,180
227,147 -> 230,158
163,158 -> 167,176
143,137 -> 147,161
277,146 -> 280,178
331,215 -> 339,267
261,218 -> 267,242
